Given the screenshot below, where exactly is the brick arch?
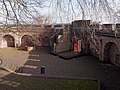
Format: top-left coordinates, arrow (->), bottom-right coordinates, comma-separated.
103,42 -> 120,66
3,34 -> 15,47
21,35 -> 33,47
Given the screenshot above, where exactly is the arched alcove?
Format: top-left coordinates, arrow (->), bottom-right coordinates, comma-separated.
21,35 -> 33,47
104,42 -> 120,66
3,35 -> 15,47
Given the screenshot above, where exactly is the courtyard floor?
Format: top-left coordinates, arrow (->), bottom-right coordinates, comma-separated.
0,47 -> 120,90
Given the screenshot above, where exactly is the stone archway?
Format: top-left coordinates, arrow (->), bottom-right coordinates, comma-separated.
104,42 -> 120,66
3,35 -> 15,47
21,35 -> 33,47
42,36 -> 50,46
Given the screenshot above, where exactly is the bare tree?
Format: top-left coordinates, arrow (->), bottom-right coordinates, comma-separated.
0,0 -> 46,24
32,14 -> 53,25
48,0 -> 120,53
48,0 -> 120,23
1,0 -> 119,24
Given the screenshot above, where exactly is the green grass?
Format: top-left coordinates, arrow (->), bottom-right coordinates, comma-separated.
0,75 -> 98,90
0,47 -> 28,62
0,47 -> 26,52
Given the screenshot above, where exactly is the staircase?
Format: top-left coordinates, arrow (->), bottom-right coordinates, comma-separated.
0,59 -> 22,73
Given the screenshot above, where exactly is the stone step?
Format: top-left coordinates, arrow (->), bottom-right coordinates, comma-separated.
0,60 -> 22,73
15,66 -> 23,73
58,51 -> 83,59
5,62 -> 11,69
3,63 -> 16,72
50,50 -> 58,56
0,61 -> 6,67
0,61 -> 7,68
6,63 -> 22,73
9,63 -> 17,72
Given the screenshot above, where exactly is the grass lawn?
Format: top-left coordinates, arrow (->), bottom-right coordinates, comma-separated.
0,47 -> 26,53
0,75 -> 98,90
0,47 -> 29,65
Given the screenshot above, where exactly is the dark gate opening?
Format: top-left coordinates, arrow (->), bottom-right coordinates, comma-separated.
21,35 -> 33,47
3,35 -> 15,47
104,42 -> 120,66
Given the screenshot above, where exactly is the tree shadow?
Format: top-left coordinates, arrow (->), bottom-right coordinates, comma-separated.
18,47 -> 49,75
0,47 -> 50,89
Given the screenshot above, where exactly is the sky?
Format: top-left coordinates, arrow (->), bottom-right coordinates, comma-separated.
0,0 -> 120,24
42,0 -> 120,24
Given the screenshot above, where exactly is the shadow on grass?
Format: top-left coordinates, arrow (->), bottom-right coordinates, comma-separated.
0,73 -> 98,90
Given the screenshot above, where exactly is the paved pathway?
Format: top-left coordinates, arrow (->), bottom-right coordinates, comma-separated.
0,47 -> 120,90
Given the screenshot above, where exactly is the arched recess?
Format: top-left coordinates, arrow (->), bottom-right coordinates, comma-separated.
104,42 -> 120,66
21,35 -> 33,47
3,35 -> 15,47
42,36 -> 49,46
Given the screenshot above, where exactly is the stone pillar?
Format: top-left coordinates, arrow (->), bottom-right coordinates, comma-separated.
0,36 -> 7,48
99,39 -> 104,62
17,36 -> 21,47
15,33 -> 21,48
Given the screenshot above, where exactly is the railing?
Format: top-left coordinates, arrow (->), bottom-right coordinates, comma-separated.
95,30 -> 120,38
